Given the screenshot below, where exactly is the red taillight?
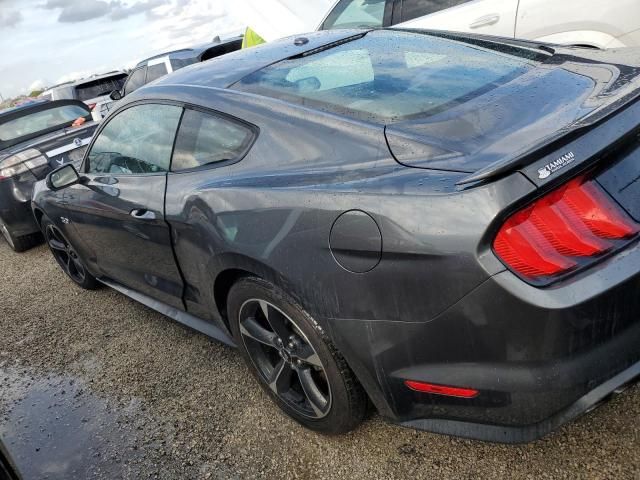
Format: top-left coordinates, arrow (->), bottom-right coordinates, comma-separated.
405,380 -> 479,399
563,179 -> 638,238
494,176 -> 639,281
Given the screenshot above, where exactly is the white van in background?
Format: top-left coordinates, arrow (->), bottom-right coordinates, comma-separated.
39,71 -> 128,121
318,0 -> 640,49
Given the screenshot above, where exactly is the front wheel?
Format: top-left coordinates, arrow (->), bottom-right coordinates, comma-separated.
228,277 -> 368,434
42,218 -> 98,290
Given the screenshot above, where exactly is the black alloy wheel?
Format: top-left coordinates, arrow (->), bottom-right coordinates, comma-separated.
228,277 -> 367,434
46,224 -> 86,283
239,298 -> 332,419
43,219 -> 98,289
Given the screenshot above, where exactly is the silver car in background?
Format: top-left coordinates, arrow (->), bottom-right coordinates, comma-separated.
39,71 -> 128,121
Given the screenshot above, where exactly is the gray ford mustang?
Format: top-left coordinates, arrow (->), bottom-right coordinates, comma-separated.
32,29 -> 640,442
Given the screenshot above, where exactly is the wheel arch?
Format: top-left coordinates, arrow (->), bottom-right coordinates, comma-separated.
32,207 -> 45,231
210,256 -> 389,418
531,30 -> 622,49
211,254 -> 304,332
213,267 -> 253,330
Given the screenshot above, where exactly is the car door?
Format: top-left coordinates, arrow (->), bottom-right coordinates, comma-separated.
164,106 -> 257,320
321,0 -> 395,29
396,0 -> 518,38
64,102 -> 185,309
514,0 -> 637,48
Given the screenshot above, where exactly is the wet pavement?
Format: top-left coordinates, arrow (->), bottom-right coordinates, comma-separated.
2,369 -> 131,479
0,368 -> 212,479
1,242 -> 639,479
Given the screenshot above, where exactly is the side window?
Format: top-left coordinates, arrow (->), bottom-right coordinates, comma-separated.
146,62 -> 168,83
172,109 -> 254,171
323,0 -> 387,29
123,67 -> 146,96
401,0 -> 471,22
86,104 -> 182,175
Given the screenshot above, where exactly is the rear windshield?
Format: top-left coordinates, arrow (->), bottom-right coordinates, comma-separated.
234,30 -> 546,122
0,104 -> 90,143
75,74 -> 128,101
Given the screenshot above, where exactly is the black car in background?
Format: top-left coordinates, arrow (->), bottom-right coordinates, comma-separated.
0,100 -> 97,251
33,29 -> 640,442
110,36 -> 243,101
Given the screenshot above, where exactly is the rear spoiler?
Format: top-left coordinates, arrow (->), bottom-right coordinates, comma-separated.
458,90 -> 640,186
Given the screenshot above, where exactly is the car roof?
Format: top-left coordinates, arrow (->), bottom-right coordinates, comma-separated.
73,71 -> 128,86
0,99 -> 50,119
41,72 -> 127,94
151,29 -> 365,90
42,81 -> 75,93
136,36 -> 244,67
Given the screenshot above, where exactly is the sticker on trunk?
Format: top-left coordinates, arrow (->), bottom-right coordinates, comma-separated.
538,152 -> 576,179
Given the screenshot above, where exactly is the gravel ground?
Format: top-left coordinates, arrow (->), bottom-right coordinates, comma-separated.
1,241 -> 639,479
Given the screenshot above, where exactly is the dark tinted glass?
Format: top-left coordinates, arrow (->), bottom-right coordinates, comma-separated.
123,67 -> 146,96
235,30 -> 543,122
401,0 -> 471,21
75,74 -> 128,101
0,104 -> 90,142
87,104 -> 182,175
146,63 -> 168,83
324,0 -> 387,29
170,57 -> 197,71
172,109 -> 253,171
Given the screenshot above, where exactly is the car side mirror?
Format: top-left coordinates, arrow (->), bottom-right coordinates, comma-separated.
109,90 -> 122,101
47,164 -> 82,191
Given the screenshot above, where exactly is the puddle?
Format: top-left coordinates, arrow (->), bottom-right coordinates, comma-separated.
0,368 -> 187,479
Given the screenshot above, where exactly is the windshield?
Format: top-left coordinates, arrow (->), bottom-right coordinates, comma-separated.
75,74 -> 128,101
235,30 -> 547,122
0,104 -> 90,143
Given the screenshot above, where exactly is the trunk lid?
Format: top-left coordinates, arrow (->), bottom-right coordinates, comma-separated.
597,137 -> 640,222
385,47 -> 640,183
0,122 -> 97,179
36,122 -> 97,174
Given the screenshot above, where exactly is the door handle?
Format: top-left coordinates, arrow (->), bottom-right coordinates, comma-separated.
130,208 -> 156,220
470,14 -> 500,29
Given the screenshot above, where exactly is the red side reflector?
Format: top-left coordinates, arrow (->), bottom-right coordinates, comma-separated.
494,175 -> 639,281
404,380 -> 479,399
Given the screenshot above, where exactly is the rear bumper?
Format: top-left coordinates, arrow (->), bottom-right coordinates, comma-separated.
326,239 -> 640,442
401,356 -> 640,443
0,175 -> 40,236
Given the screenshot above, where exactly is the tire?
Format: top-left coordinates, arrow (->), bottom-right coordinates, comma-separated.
0,218 -> 42,253
41,217 -> 99,290
228,277 -> 367,434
